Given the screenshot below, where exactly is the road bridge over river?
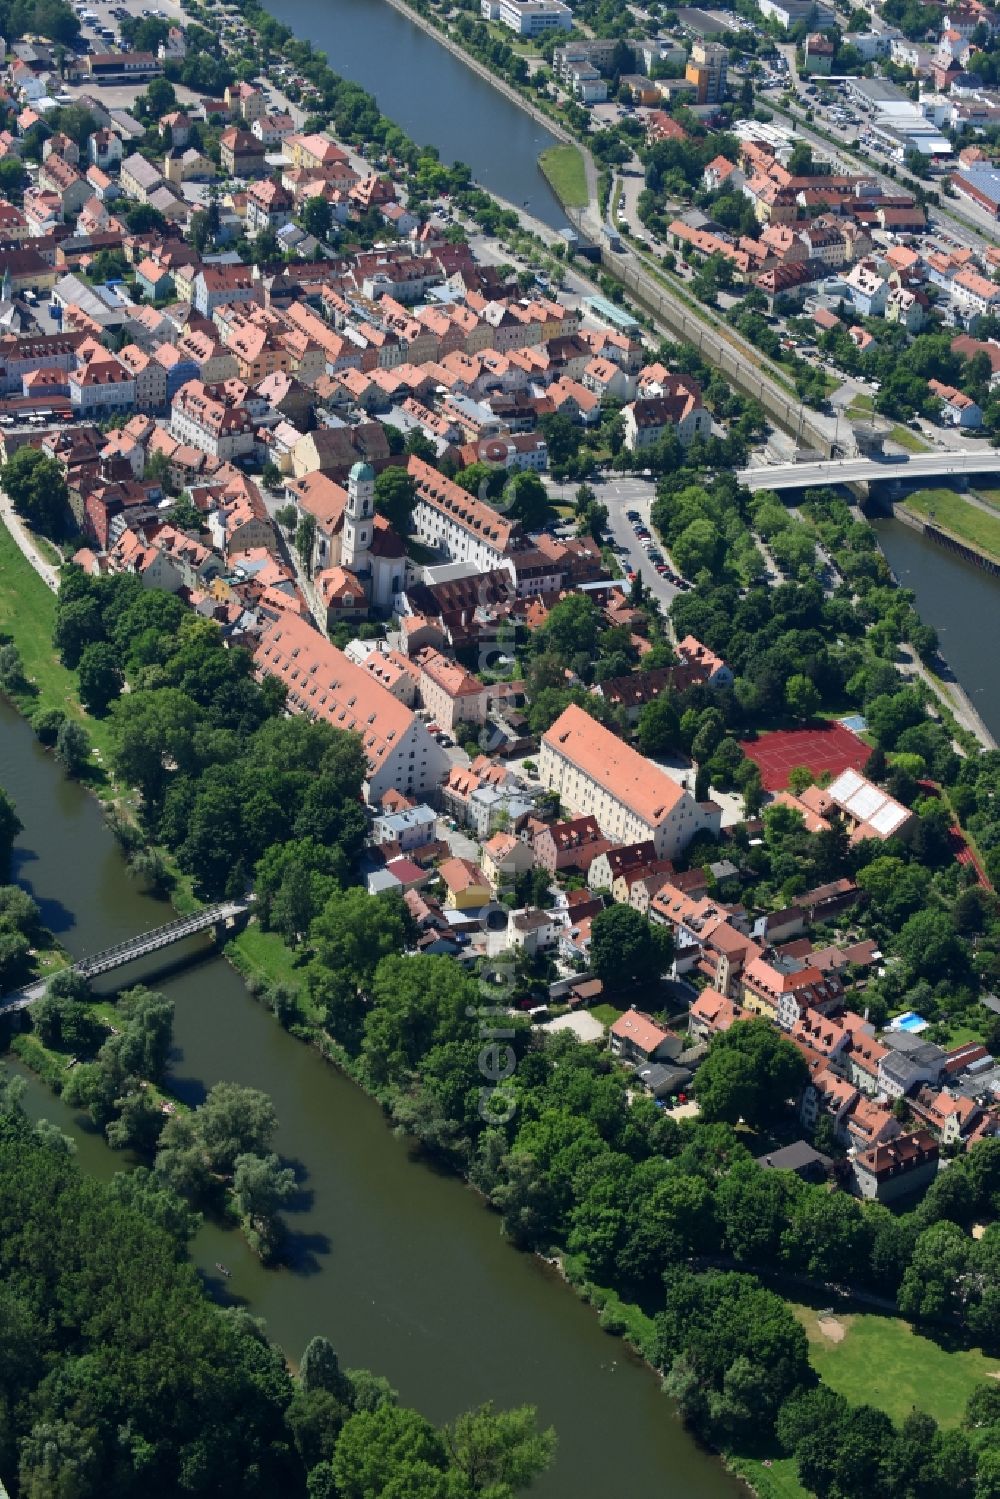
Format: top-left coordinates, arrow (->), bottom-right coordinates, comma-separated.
0,900 -> 251,1011
737,451 -> 1000,492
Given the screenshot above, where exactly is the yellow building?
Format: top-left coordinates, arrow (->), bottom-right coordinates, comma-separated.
439,855 -> 491,910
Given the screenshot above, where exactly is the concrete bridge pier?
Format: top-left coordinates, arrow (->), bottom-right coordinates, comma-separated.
212,907 -> 250,946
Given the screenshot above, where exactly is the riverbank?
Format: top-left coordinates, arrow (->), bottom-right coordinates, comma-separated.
0,514 -> 116,772
0,702 -> 745,1499
538,144 -> 589,211
377,0 -> 577,151
897,489 -> 1000,572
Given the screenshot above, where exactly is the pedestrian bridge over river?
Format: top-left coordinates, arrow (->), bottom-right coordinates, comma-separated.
737,451 -> 1000,493
0,900 -> 251,1012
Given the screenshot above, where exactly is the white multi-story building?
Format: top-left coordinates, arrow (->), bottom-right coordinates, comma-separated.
407,454 -> 516,571
69,358 -> 136,416
482,0 -> 572,35
170,379 -> 256,461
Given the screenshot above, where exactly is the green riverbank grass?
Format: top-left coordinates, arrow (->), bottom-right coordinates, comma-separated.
888,425 -> 931,454
0,518 -> 115,770
228,924 -> 308,999
729,1456 -> 809,1499
538,144 -> 588,209
792,1304 -> 1000,1426
904,487 -> 1000,563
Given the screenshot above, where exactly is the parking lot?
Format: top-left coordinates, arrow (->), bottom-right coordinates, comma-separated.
544,475 -> 685,614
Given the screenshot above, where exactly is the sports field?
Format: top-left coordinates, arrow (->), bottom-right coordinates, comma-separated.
739,724 -> 868,792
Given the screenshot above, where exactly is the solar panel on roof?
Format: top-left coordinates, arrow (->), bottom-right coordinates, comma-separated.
869,803 -> 907,836
848,785 -> 883,821
830,768 -> 863,799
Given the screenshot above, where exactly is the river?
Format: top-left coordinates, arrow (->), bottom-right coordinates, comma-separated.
874,518 -> 1000,742
266,0 -> 569,230
0,698 -> 742,1499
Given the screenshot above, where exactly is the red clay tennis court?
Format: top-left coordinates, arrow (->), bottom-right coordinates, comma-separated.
739,724 -> 868,792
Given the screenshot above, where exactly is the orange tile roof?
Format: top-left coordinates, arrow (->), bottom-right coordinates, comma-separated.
542,704 -> 686,827
610,1008 -> 670,1053
253,612 -> 420,778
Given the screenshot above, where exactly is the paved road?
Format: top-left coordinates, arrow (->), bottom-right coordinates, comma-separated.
738,450 -> 1000,491
0,492 -> 60,590
544,475 -> 682,614
898,642 -> 997,751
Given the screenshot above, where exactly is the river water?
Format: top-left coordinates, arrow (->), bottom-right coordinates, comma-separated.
0,699 -> 742,1499
874,518 -> 1000,742
267,0 -> 569,230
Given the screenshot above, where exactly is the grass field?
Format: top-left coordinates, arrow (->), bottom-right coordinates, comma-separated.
905,487 -> 1000,562
538,144 -> 589,210
793,1304 -> 1000,1426
228,924 -> 308,1001
730,1455 -> 809,1499
973,488 -> 1000,513
0,518 -> 115,769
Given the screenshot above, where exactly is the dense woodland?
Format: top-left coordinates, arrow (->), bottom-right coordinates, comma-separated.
49,568 -> 368,914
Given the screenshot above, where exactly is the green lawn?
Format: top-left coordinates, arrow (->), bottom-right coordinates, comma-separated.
904,487 -> 1000,562
972,487 -> 1000,513
889,425 -> 931,454
228,923 -> 307,994
0,518 -> 114,769
793,1305 -> 1000,1427
589,1002 -> 622,1029
848,393 -> 874,414
538,144 -> 589,210
729,1455 -> 809,1499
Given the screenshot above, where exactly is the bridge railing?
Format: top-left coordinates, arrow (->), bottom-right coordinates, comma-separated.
1,902 -> 250,1007
74,903 -> 245,974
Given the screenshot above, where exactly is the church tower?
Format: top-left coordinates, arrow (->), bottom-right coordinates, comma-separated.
342,461 -> 375,571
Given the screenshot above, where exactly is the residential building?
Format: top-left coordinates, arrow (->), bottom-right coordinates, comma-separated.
851,1129 -> 939,1203
685,39 -> 728,103
170,380 -> 256,462
928,378 -> 982,427
220,127 -> 266,177
803,33 -> 834,74
533,815 -> 612,875
506,907 -> 559,956
69,356 -> 136,417
246,178 -> 293,236
438,856 -> 491,909
844,259 -> 889,317
371,804 -> 439,851
952,264 -> 1000,316
481,831 -> 535,891
622,380 -> 710,450
610,1008 -> 678,1064
120,152 -> 163,204
742,952 -> 844,1026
